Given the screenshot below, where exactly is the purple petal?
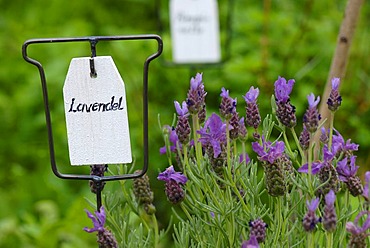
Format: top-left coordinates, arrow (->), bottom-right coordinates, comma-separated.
211,139 -> 222,158
274,76 -> 295,102
158,165 -> 188,184
346,222 -> 360,235
331,78 -> 340,90
239,153 -> 250,164
174,101 -> 188,116
220,87 -> 229,98
307,93 -> 320,108
243,86 -> 259,103
362,171 -> 370,199
159,146 -> 167,154
307,198 -> 320,212
252,141 -> 265,157
241,235 -> 260,248
325,190 -> 336,206
298,162 -> 323,174
190,72 -> 203,90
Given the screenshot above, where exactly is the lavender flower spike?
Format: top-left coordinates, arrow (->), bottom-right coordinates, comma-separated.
323,190 -> 337,232
302,197 -> 321,232
274,76 -> 297,127
244,86 -> 261,129
346,211 -> 370,247
219,87 -> 236,120
158,166 -> 188,204
158,165 -> 188,184
84,206 -> 118,248
303,93 -> 321,133
327,77 -> 342,112
337,156 -> 363,196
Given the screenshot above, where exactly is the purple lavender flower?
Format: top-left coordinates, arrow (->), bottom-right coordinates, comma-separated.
84,206 -> 118,248
337,156 -> 363,196
303,93 -> 321,133
241,235 -> 259,248
198,113 -> 228,158
323,190 -> 337,232
174,101 -> 191,144
229,111 -> 240,140
187,73 -> 207,114
363,171 -> 370,200
332,129 -> 359,156
302,198 -> 321,232
238,117 -> 248,141
158,166 -> 188,204
298,145 -> 337,174
243,86 -> 261,129
299,125 -> 310,150
84,207 -> 106,233
220,87 -> 237,120
274,76 -> 295,103
327,77 -> 342,112
157,165 -> 188,184
274,76 -> 297,128
346,211 -> 370,247
253,137 -> 289,196
252,137 -> 285,164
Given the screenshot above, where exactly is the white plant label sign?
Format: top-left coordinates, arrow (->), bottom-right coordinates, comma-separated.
170,0 -> 221,63
63,56 -> 132,165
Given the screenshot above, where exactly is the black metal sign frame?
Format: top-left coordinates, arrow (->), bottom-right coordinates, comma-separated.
22,35 -> 163,210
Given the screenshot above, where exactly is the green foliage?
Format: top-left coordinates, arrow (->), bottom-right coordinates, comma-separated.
0,0 -> 369,246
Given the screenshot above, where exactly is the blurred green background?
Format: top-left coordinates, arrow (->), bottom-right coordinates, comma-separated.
0,0 -> 369,246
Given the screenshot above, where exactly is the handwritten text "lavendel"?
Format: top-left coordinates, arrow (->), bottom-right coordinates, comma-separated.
68,96 -> 124,113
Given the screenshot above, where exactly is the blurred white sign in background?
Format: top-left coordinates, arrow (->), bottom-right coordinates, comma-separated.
170,0 -> 221,63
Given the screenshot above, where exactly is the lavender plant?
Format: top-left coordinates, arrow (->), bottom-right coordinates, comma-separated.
86,74 -> 369,248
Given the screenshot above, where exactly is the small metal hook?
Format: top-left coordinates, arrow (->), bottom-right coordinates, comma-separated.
89,39 -> 98,77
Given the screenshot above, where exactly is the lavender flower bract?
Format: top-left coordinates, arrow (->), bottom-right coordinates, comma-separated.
84,206 -> 118,248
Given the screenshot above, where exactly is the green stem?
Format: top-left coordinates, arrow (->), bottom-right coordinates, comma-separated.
307,232 -> 314,248
226,120 -> 232,170
192,113 -> 202,166
290,127 -> 305,164
328,112 -> 335,150
152,214 -> 159,248
307,134 -> 314,196
326,232 -> 333,248
273,197 -> 282,246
